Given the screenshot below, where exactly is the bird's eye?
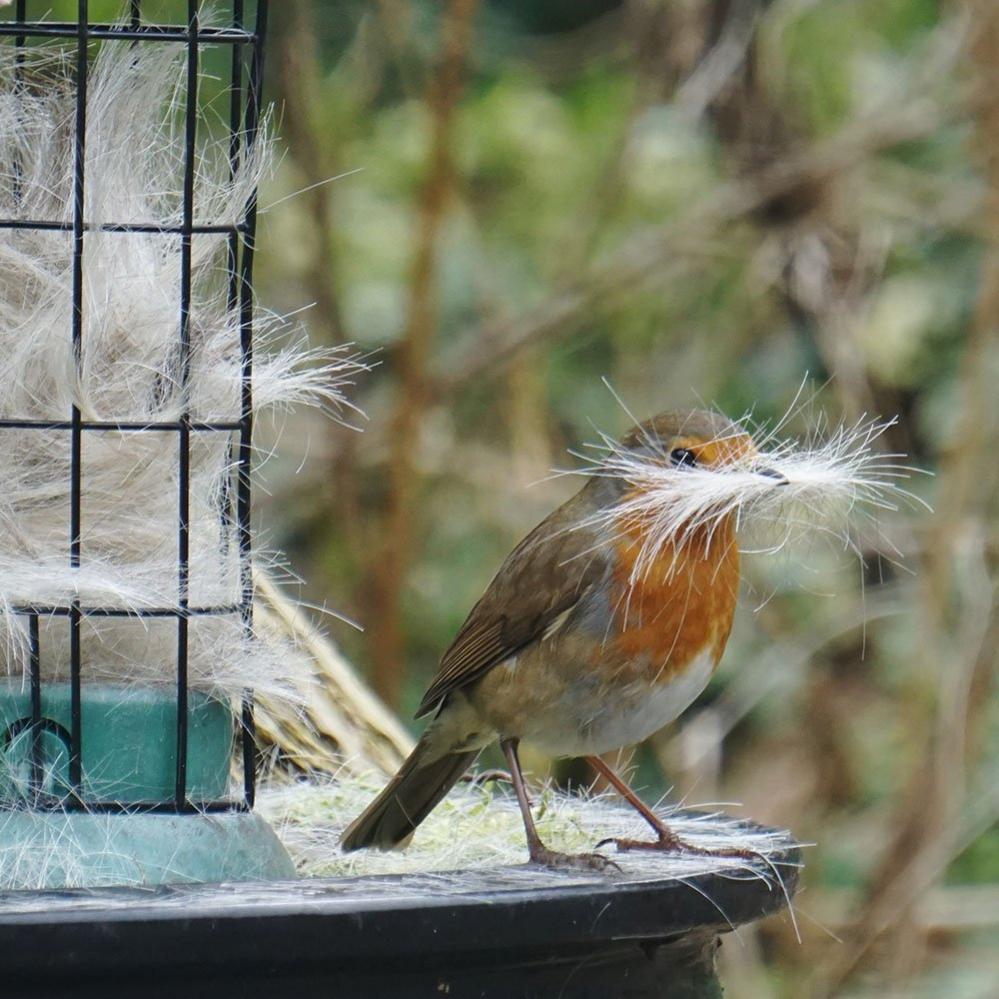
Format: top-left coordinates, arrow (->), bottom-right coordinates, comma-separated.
670,448 -> 697,469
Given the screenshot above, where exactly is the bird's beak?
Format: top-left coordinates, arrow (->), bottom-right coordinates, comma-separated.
757,466 -> 789,486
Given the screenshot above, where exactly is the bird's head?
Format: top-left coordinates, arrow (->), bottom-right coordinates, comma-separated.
619,409 -> 788,486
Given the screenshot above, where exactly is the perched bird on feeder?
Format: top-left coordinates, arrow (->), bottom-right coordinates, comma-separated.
343,407 -> 904,867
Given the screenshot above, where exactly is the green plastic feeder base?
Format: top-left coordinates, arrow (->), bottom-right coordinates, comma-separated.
0,810 -> 296,889
0,680 -> 296,889
0,681 -> 233,803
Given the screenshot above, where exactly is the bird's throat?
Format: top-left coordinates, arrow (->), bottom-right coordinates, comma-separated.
610,514 -> 740,674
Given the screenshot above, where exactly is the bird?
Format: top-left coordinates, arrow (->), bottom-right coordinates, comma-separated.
342,409 -> 789,868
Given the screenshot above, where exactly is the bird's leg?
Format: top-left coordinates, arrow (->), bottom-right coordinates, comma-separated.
501,738 -> 617,872
500,739 -> 546,858
587,755 -> 686,849
587,755 -> 757,860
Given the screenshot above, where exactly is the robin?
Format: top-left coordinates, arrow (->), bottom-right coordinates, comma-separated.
342,409 -> 788,867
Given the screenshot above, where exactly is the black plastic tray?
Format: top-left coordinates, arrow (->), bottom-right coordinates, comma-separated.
0,831 -> 798,999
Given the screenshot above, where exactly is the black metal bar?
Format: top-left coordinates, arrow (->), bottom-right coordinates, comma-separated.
213,0 -> 243,614
69,602 -> 81,790
11,0 -> 25,203
0,418 -> 243,431
20,798 -> 251,816
174,0 -> 200,811
226,0 -> 244,315
237,0 -> 269,811
0,219 -> 246,233
67,0 -> 88,797
129,1 -> 141,31
12,604 -> 241,619
240,694 -> 256,808
28,614 -> 42,799
0,23 -> 254,43
232,0 -> 252,806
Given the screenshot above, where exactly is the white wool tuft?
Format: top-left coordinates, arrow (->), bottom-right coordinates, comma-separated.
564,411 -> 928,590
257,771 -> 801,886
0,773 -> 802,891
0,35 -> 362,699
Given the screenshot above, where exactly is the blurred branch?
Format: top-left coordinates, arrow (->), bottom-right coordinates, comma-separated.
812,6 -> 999,990
430,94 -> 949,397
365,0 -> 478,704
815,753 -> 999,996
276,3 -> 351,345
674,0 -> 759,119
808,882 -> 999,932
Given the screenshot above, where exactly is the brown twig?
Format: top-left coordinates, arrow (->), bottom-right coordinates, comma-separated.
275,3 -> 351,346
365,0 -> 478,704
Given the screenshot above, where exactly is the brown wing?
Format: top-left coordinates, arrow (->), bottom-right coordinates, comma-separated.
415,494 -> 607,718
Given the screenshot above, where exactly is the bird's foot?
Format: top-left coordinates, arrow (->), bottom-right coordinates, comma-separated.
596,831 -> 760,863
528,845 -> 620,873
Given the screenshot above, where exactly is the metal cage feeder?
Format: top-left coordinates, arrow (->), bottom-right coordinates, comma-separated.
0,0 -> 292,888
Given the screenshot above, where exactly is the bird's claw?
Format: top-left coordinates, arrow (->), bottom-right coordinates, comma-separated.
596,833 -> 691,853
528,845 -> 621,873
596,833 -> 763,863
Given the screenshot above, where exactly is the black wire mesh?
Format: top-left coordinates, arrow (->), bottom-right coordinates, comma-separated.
0,0 -> 270,814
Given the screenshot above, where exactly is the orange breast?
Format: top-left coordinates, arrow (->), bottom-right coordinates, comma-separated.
607,515 -> 740,684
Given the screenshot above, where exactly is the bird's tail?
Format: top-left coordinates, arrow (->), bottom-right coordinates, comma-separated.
341,733 -> 479,851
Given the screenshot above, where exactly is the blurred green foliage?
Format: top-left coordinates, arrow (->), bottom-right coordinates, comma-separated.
242,1 -> 998,995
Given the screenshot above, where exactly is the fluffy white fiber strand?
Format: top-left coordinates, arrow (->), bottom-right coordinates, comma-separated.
0,37 -> 359,699
258,771 -> 800,893
0,770 -> 801,897
566,405 -> 927,592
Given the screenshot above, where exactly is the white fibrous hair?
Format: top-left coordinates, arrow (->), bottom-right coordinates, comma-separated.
257,771 -> 801,889
0,772 -> 802,890
568,411 -> 928,589
0,37 -> 362,699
